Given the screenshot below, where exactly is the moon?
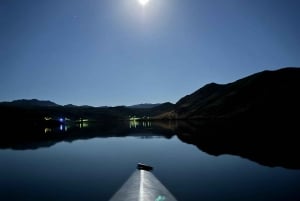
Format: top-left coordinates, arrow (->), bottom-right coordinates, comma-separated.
138,0 -> 150,6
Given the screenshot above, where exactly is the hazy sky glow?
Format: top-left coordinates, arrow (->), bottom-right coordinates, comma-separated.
1,0 -> 300,106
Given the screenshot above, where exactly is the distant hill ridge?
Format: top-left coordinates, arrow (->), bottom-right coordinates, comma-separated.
1,67 -> 300,121
166,66 -> 300,120
0,100 -> 164,109
2,99 -> 59,107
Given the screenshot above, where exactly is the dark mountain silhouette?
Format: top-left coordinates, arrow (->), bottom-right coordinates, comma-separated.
0,99 -> 173,123
156,67 -> 300,120
1,99 -> 59,107
2,67 -> 299,121
1,66 -> 299,124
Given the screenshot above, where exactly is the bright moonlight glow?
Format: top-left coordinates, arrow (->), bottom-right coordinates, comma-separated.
138,0 -> 150,6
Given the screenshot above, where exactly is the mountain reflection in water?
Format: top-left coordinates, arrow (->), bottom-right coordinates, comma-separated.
0,119 -> 299,169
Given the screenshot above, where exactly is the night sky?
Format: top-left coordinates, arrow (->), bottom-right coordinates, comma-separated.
1,0 -> 300,106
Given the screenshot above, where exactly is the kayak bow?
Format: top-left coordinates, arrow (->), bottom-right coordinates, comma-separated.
109,163 -> 178,201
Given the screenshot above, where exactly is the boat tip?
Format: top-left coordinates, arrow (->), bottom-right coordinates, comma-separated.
136,163 -> 154,171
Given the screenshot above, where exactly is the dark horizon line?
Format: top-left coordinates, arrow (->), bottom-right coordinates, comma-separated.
0,98 -> 174,108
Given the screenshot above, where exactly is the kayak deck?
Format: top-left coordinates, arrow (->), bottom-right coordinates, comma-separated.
109,164 -> 177,201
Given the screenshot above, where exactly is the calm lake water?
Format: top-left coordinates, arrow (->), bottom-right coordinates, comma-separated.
0,121 -> 300,201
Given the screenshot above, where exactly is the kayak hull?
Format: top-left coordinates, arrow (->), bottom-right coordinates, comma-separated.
109,169 -> 177,201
